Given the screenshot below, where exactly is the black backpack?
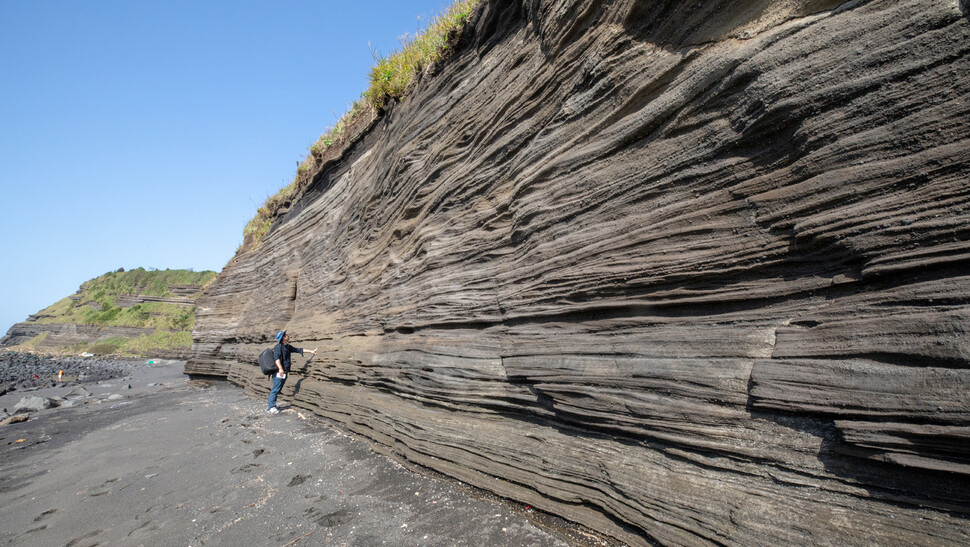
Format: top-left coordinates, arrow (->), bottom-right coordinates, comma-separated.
259,345 -> 278,375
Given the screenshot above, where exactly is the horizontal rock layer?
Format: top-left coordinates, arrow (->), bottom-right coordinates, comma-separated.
1,323 -> 190,359
167,284 -> 203,297
114,294 -> 195,308
2,323 -> 157,348
188,0 -> 970,544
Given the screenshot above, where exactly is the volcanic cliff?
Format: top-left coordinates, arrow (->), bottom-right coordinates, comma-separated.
187,0 -> 970,544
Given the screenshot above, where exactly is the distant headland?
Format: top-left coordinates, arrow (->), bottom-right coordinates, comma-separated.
2,267 -> 217,358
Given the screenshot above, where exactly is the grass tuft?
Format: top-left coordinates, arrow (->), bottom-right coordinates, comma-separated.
365,0 -> 479,110
241,0 -> 481,250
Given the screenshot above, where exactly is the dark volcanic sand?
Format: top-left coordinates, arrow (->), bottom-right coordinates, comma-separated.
0,359 -> 607,546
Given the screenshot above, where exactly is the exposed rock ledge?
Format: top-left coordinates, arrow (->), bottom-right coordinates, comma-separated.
188,0 -> 970,544
2,323 -> 157,349
1,323 -> 189,359
114,294 -> 195,308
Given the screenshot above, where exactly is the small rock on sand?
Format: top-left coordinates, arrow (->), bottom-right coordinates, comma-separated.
13,396 -> 57,413
65,386 -> 91,400
0,414 -> 29,426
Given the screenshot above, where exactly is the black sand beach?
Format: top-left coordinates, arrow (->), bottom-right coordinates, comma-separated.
0,356 -> 604,546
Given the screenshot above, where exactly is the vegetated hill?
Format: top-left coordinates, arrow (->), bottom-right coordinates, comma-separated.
187,0 -> 970,545
2,268 -> 217,358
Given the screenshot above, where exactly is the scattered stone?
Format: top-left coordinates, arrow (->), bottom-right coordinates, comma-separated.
65,386 -> 91,400
0,352 -> 133,391
107,394 -> 124,401
14,395 -> 57,413
145,473 -> 158,479
0,414 -> 29,426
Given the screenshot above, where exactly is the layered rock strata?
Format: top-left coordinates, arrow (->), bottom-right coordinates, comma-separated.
188,0 -> 970,544
3,275 -> 208,358
1,323 -> 189,359
1,323 -> 158,349
114,294 -> 195,308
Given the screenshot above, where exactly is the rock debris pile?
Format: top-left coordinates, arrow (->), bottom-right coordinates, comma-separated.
1,352 -> 133,394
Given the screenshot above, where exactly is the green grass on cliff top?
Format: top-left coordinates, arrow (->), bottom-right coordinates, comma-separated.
65,330 -> 194,357
31,267 -> 217,332
243,0 -> 481,249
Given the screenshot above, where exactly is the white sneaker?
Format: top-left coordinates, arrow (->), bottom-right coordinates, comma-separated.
267,407 -> 280,414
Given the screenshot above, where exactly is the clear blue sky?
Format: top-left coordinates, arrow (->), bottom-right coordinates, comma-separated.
0,0 -> 459,333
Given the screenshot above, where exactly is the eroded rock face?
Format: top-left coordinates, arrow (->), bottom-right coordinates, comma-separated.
2,323 -> 157,349
188,0 -> 970,544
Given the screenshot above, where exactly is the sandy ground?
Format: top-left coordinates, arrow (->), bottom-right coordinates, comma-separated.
0,362 -> 603,546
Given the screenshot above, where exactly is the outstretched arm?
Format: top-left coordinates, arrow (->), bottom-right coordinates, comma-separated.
294,345 -> 317,357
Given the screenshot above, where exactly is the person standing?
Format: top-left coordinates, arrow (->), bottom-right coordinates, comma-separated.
267,330 -> 316,414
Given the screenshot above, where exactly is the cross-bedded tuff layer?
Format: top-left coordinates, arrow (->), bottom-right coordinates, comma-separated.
188,1 -> 970,544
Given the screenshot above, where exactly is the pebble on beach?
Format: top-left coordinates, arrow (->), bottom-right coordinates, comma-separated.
13,395 -> 57,413
1,352 -> 135,395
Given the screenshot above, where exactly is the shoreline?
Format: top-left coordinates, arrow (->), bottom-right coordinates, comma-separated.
1,351 -> 168,418
0,358 -> 607,546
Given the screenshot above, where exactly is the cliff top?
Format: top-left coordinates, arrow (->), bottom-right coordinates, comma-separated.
241,0 -> 481,252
